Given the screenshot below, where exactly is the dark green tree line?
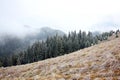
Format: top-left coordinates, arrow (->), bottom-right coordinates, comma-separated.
0,30 -> 118,67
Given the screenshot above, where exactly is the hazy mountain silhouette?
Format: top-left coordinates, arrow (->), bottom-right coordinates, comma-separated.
0,27 -> 65,56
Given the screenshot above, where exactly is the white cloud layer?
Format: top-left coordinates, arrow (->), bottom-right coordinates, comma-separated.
0,0 -> 120,36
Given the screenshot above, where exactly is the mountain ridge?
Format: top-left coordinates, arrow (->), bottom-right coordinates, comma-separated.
0,33 -> 120,80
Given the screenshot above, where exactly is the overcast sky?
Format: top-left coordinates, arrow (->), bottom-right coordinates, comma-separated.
0,0 -> 120,36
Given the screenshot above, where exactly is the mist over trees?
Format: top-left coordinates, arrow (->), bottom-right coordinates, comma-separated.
0,29 -> 119,67
0,27 -> 65,57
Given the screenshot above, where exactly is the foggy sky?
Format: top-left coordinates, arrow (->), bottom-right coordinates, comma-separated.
0,0 -> 120,37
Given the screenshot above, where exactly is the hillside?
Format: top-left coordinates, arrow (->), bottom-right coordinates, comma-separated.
0,37 -> 120,80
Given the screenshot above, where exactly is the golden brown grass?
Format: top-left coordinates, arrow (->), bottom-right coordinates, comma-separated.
0,36 -> 120,80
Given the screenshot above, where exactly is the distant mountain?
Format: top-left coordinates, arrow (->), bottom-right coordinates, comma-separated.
25,27 -> 65,44
40,27 -> 65,37
92,31 -> 100,36
31,27 -> 64,40
0,27 -> 65,56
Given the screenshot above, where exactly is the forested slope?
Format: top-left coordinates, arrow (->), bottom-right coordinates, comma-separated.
0,33 -> 120,80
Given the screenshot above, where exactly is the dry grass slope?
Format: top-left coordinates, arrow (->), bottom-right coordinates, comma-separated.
0,36 -> 120,80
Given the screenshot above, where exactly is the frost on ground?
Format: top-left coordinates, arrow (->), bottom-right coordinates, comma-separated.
0,37 -> 120,80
